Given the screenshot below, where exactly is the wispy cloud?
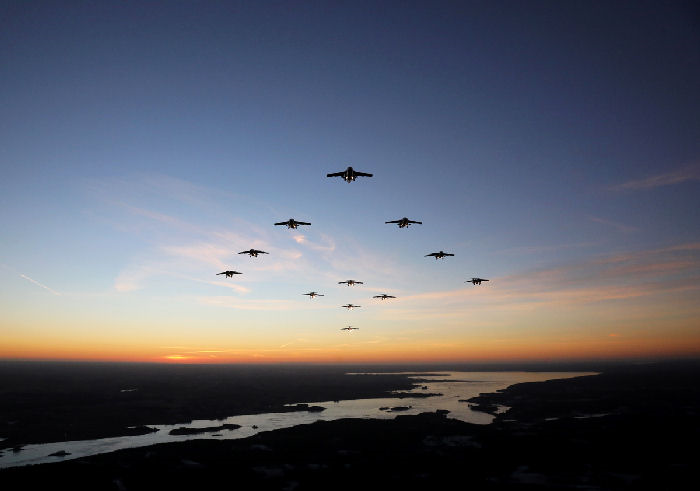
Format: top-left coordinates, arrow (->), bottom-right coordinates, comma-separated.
86,173 -> 244,209
494,241 -> 598,256
161,243 -> 231,269
292,233 -> 336,254
118,203 -> 206,234
199,279 -> 250,293
197,296 -> 333,311
611,163 -> 700,191
19,274 -> 61,296
114,264 -> 165,292
587,215 -> 638,233
386,241 -> 700,320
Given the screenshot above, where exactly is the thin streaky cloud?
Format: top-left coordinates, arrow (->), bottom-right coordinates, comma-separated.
390,240 -> 700,319
188,277 -> 250,294
612,163 -> 700,191
384,279 -> 700,322
495,241 -> 598,256
587,216 -> 638,233
122,204 -> 195,229
591,242 -> 700,265
19,274 -> 61,296
278,338 -> 312,349
161,243 -> 231,269
292,233 -> 336,253
197,296 -> 332,311
114,264 -> 164,292
86,173 -> 239,209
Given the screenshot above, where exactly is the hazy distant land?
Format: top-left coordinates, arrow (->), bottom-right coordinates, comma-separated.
1,360 -> 699,489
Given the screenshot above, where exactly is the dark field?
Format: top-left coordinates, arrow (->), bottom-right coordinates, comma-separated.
1,360 -> 699,489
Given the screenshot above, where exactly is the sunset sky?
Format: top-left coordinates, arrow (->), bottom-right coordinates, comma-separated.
2,1 -> 699,364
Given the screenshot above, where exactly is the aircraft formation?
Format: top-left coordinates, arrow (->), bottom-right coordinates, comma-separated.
215,166 -> 489,331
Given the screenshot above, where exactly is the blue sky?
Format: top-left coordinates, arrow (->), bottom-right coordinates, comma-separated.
1,1 -> 699,363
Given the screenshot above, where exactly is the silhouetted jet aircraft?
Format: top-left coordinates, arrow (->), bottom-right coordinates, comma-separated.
341,326 -> 359,331
466,277 -> 489,285
327,166 -> 373,183
373,294 -> 396,300
238,249 -> 268,257
385,217 -> 422,228
338,280 -> 363,286
216,271 -> 242,278
341,304 -> 361,309
303,291 -> 324,298
274,218 -> 311,229
425,251 -> 454,259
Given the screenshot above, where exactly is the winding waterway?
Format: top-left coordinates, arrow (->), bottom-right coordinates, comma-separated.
0,371 -> 595,469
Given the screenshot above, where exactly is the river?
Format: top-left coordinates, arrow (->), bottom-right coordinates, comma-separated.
0,371 -> 595,469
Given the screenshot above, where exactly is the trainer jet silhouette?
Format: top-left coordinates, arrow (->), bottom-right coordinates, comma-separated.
338,280 -> 363,286
385,217 -> 422,228
373,294 -> 396,300
341,304 -> 361,309
303,291 -> 324,298
238,249 -> 268,257
425,251 -> 454,260
274,218 -> 311,229
216,271 -> 242,278
327,166 -> 373,183
466,277 -> 489,285
341,326 -> 359,331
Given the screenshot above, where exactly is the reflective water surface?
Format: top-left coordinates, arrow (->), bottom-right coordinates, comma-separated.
0,371 -> 595,469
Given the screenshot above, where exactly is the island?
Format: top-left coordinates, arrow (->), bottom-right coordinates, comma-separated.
286,403 -> 326,412
168,424 -> 241,436
48,450 -> 71,457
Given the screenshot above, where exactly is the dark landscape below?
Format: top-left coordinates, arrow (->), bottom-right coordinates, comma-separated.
1,360 -> 699,489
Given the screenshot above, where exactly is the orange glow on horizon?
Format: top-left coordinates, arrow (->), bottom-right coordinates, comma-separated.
3,314 -> 700,365
2,337 -> 699,365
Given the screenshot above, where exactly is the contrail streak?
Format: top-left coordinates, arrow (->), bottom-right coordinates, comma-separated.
20,274 -> 61,296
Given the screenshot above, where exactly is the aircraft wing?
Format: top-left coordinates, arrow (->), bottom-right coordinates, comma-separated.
297,221 -> 311,225
355,281 -> 364,284
274,222 -> 287,225
354,172 -> 373,177
327,171 -> 344,177
408,220 -> 422,224
385,220 -> 399,224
